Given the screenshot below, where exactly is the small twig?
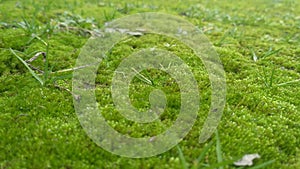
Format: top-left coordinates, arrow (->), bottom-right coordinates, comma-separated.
53,63 -> 97,74
10,48 -> 44,85
27,63 -> 44,73
57,23 -> 103,37
25,52 -> 46,73
54,81 -> 80,101
202,27 -> 214,33
31,63 -> 98,75
26,52 -> 46,63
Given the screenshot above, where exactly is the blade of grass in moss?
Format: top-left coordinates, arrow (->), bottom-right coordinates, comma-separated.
248,160 -> 275,169
215,130 -> 223,169
269,66 -> 275,87
131,67 -> 153,85
10,48 -> 44,86
262,48 -> 282,58
196,138 -> 215,164
277,79 -> 300,86
177,145 -> 188,169
205,157 -> 241,169
51,74 -> 73,83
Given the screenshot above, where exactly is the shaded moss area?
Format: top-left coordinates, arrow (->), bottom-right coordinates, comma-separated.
0,0 -> 299,168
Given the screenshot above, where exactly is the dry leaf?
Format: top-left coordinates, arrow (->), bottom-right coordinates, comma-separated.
234,153 -> 260,166
127,31 -> 143,36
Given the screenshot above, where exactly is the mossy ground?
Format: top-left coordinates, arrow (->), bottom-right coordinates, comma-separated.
0,0 -> 299,168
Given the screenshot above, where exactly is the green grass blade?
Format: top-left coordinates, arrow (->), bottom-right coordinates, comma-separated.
269,66 -> 275,87
215,130 -> 223,169
262,67 -> 269,87
196,139 -> 215,164
277,79 -> 300,86
34,35 -> 48,46
131,68 -> 153,85
262,48 -> 282,58
177,145 -> 189,169
205,157 -> 241,169
248,159 -> 275,169
51,74 -> 73,83
10,48 -> 44,86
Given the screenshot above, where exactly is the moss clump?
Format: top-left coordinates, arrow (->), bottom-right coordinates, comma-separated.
0,0 -> 299,168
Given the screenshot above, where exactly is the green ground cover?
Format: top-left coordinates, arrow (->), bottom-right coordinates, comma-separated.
0,0 -> 299,168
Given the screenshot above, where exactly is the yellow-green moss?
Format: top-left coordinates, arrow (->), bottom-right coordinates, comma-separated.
0,0 -> 299,168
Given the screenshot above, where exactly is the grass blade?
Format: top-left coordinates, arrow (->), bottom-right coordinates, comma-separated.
10,48 -> 44,85
206,157 -> 241,169
269,66 -> 275,87
51,74 -> 73,83
34,35 -> 48,46
262,48 -> 282,58
131,68 -> 153,85
215,130 -> 223,169
262,67 -> 269,87
177,145 -> 189,169
277,79 -> 300,86
196,139 -> 215,164
248,159 -> 275,169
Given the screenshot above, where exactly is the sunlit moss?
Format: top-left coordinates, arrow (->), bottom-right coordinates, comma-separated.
0,0 -> 299,168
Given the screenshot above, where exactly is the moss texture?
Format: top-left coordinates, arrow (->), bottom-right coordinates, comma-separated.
0,0 -> 299,168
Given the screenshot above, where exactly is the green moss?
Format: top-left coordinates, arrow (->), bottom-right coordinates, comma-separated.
0,0 -> 299,168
